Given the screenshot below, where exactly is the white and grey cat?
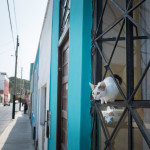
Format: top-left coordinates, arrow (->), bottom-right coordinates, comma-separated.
89,75 -> 122,104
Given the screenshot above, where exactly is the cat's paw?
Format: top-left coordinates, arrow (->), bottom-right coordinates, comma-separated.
101,99 -> 105,104
104,100 -> 108,104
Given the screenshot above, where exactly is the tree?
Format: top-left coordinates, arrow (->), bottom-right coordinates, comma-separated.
9,77 -> 30,98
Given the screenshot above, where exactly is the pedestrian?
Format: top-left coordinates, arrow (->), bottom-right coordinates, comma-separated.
24,100 -> 28,114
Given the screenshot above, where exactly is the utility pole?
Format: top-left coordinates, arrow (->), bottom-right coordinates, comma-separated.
19,67 -> 23,111
12,36 -> 19,119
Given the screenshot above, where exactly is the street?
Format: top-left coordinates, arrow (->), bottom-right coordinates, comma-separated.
0,103 -> 19,136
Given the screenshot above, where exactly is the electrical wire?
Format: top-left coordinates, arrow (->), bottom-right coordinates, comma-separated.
12,0 -> 18,35
6,0 -> 15,50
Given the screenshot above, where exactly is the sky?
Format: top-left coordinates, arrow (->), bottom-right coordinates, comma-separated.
0,0 -> 48,80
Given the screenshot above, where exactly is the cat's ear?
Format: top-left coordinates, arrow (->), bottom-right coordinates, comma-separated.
89,82 -> 96,90
98,82 -> 106,91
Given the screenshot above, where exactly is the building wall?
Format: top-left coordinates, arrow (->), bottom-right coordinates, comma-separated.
48,0 -> 59,149
31,46 -> 40,140
38,0 -> 53,149
4,78 -> 9,101
0,74 -> 5,90
48,0 -> 92,149
0,73 -> 9,102
67,0 -> 92,149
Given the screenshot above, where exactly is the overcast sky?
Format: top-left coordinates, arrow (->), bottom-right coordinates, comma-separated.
0,0 -> 48,80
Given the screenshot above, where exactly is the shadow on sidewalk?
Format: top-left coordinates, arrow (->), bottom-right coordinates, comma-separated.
1,111 -> 34,150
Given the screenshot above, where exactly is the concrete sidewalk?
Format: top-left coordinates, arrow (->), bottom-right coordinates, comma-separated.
0,111 -> 34,150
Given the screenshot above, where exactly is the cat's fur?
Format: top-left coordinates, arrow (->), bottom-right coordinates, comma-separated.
89,75 -> 122,104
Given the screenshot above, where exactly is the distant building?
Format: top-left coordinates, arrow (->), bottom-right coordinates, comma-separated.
0,72 -> 10,104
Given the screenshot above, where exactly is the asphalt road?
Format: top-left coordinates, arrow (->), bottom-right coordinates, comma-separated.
0,103 -> 19,136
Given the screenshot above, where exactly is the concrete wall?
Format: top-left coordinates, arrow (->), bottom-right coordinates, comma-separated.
37,0 -> 53,149
0,74 -> 9,102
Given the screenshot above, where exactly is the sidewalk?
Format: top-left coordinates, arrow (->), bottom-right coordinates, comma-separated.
0,110 -> 34,150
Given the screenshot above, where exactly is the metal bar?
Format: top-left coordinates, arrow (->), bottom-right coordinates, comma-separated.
109,0 -> 125,13
132,100 -> 150,108
94,41 -> 107,63
94,41 -> 127,101
95,17 -> 124,41
128,60 -> 150,103
92,108 -> 97,150
133,24 -> 139,36
105,108 -> 128,149
128,106 -> 150,148
99,36 -> 148,42
95,0 -> 108,36
126,0 -> 134,148
128,111 -> 132,150
127,0 -> 146,14
126,0 -> 132,10
103,19 -> 125,79
96,0 -> 103,84
63,13 -> 70,29
93,100 -> 150,108
60,0 -> 70,34
126,14 -> 150,38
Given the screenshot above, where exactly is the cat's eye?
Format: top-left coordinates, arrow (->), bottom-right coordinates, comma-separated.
97,92 -> 100,95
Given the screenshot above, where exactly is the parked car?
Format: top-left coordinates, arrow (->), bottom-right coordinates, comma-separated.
4,101 -> 10,106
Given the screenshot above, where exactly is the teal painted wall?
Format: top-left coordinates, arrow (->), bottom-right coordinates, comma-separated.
48,0 -> 60,150
67,0 -> 92,150
48,0 -> 92,149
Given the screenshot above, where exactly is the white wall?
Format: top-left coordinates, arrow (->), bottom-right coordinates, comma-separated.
37,0 -> 53,149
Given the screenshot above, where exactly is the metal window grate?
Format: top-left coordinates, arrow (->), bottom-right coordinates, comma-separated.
91,0 -> 150,149
59,0 -> 70,37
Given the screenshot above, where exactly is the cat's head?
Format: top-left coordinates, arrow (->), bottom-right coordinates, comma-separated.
89,82 -> 106,100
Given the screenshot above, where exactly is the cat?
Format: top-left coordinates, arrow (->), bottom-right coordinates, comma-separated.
89,74 -> 122,104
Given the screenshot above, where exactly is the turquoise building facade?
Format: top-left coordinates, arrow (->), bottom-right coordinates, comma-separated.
31,45 -> 39,140
48,0 -> 92,149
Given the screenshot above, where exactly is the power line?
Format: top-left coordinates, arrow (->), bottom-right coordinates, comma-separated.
6,0 -> 15,50
12,0 -> 18,34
